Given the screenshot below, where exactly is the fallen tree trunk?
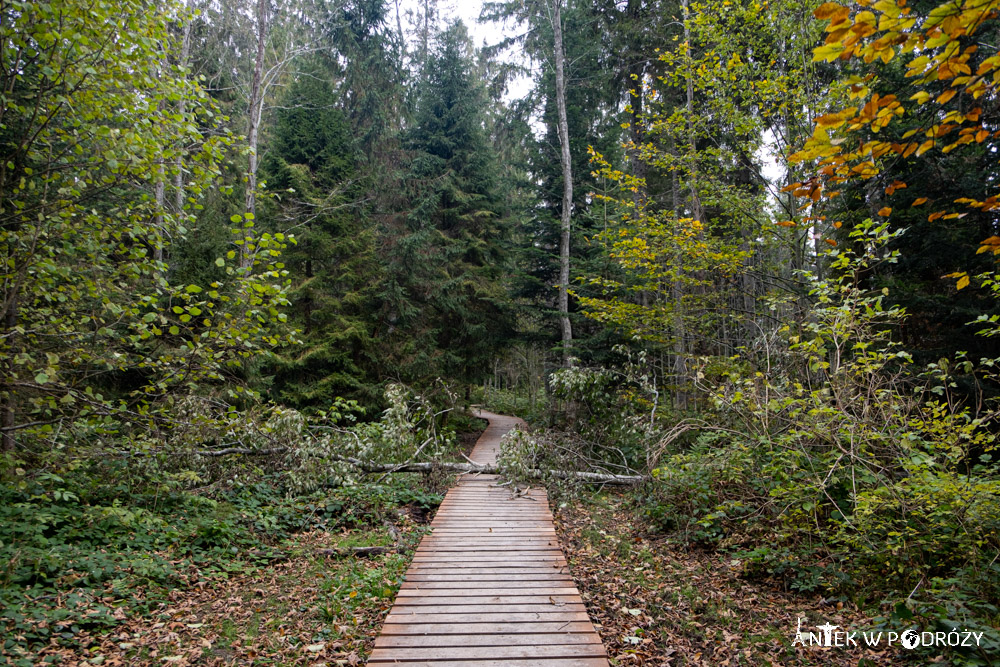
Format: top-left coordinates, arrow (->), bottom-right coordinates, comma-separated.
193,448 -> 645,485
333,456 -> 646,486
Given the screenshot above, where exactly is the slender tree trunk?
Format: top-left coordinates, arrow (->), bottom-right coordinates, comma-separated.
242,0 -> 268,269
394,0 -> 406,60
681,0 -> 703,223
419,0 -> 436,71
153,175 -> 165,267
154,52 -> 167,274
175,2 -> 192,214
552,0 -> 573,367
2,294 -> 16,452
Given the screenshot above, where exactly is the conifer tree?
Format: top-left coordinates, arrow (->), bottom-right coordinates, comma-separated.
262,58 -> 382,409
383,21 -> 514,392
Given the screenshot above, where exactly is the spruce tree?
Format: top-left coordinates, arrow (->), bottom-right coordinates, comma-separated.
383,21 -> 514,392
263,59 -> 382,409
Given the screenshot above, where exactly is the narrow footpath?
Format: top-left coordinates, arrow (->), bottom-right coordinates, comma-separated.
367,410 -> 610,666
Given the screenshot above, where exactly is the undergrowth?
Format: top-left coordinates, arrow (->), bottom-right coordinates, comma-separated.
0,463 -> 443,664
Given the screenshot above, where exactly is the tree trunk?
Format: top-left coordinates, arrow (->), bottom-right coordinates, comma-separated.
242,0 -> 268,269
1,294 -> 16,452
394,0 -> 405,60
153,173 -> 165,267
419,0 -> 436,72
175,1 -> 193,215
681,0 -> 703,224
552,0 -> 573,367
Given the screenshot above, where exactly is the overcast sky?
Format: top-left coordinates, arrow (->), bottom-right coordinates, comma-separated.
397,0 -> 533,99
406,0 -> 505,48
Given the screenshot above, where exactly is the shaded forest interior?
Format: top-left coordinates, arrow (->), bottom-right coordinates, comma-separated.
3,0 -> 1000,664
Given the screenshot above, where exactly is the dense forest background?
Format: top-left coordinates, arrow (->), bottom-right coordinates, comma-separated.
3,0 -> 1000,664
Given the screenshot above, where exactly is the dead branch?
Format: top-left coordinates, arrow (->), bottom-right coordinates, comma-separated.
316,546 -> 399,558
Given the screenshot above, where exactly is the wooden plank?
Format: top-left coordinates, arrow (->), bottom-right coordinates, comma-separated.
396,586 -> 578,596
412,554 -> 564,560
427,529 -> 557,534
368,644 -> 607,660
379,621 -> 597,635
386,604 -> 587,614
398,584 -> 575,592
374,633 -> 603,648
406,570 -> 571,577
412,553 -> 565,560
406,564 -> 568,571
402,574 -> 574,583
416,546 -> 561,551
419,537 -> 558,543
367,660 -> 609,667
410,552 -> 566,559
393,595 -> 582,606
385,611 -> 591,624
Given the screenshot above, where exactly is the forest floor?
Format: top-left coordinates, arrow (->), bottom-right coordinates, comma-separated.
25,512 -> 425,666
6,428 -> 487,667
8,419 -> 913,667
554,491 -> 908,666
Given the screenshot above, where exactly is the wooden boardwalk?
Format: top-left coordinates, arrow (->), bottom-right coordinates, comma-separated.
368,411 -> 610,666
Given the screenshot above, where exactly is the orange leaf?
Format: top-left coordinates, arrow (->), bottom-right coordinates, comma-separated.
878,207 -> 893,216
928,211 -> 946,222
937,88 -> 958,104
776,220 -> 798,227
912,197 -> 928,206
977,236 -> 1000,255
815,2 -> 848,20
833,221 -> 843,229
825,238 -> 838,246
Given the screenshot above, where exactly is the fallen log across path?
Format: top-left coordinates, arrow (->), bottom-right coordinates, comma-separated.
196,415 -> 646,485
341,458 -> 645,485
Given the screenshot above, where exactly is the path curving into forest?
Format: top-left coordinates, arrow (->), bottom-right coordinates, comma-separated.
367,410 -> 610,666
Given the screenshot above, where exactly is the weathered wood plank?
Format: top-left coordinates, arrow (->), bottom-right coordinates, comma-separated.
393,595 -> 582,606
368,644 -> 607,660
405,571 -> 571,577
396,587 -> 579,597
367,660 -> 609,667
379,621 -> 597,635
400,576 -> 573,595
385,611 -> 591,624
401,575 -> 574,585
380,600 -> 586,623
369,658 -> 608,667
374,632 -> 603,648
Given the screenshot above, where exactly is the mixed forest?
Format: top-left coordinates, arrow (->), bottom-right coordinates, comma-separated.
3,0 -> 1000,663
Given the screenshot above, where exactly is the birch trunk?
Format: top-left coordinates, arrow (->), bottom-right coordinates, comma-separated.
242,0 -> 268,269
681,0 -> 703,224
1,294 -> 16,452
175,1 -> 192,214
552,0 -> 573,368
